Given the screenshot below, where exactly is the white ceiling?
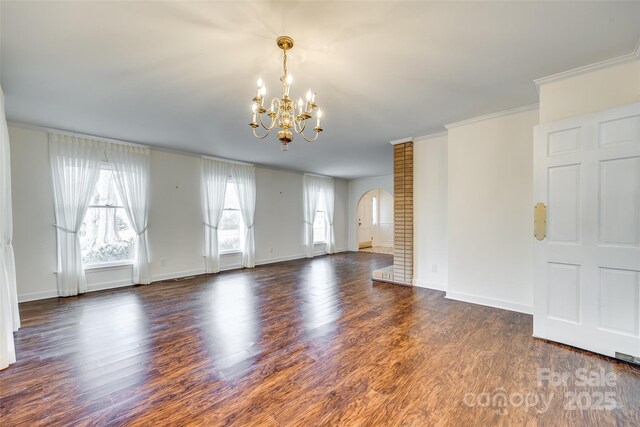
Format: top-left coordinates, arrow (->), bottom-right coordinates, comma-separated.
2,1 -> 639,179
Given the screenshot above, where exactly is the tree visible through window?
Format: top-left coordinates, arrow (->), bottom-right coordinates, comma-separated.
313,192 -> 326,243
79,168 -> 135,266
219,181 -> 244,252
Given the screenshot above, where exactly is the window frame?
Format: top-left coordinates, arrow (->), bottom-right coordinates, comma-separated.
313,191 -> 327,244
218,179 -> 244,255
372,195 -> 378,226
80,163 -> 135,269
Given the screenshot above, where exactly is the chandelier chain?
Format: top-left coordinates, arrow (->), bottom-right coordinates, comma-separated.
283,50 -> 288,77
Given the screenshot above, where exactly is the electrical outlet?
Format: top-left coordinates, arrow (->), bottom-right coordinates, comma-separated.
431,264 -> 438,273
269,247 -> 274,254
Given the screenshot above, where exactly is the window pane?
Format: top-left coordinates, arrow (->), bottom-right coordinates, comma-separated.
313,193 -> 326,243
219,210 -> 242,252
219,182 -> 243,252
224,182 -> 241,210
80,207 -> 135,265
90,168 -> 123,207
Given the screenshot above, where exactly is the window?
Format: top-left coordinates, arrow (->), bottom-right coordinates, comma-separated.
219,181 -> 244,253
372,196 -> 378,225
79,168 -> 135,266
313,192 -> 326,244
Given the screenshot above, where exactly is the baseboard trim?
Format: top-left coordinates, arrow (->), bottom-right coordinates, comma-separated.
18,290 -> 59,303
445,291 -> 533,315
258,253 -> 306,265
18,249 -> 352,302
18,279 -> 135,302
87,279 -> 133,292
151,268 -> 207,283
413,279 -> 448,292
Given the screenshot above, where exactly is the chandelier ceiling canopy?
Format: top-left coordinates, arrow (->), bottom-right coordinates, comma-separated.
250,36 -> 323,151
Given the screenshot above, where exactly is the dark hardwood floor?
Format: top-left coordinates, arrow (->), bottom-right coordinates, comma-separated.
1,252 -> 639,426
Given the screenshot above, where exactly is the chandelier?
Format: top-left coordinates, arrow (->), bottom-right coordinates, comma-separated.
250,36 -> 323,151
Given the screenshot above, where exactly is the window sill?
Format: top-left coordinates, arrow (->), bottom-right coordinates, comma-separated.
314,242 -> 326,245
84,262 -> 134,272
220,250 -> 242,256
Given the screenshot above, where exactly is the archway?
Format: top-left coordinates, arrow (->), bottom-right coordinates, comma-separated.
356,189 -> 393,254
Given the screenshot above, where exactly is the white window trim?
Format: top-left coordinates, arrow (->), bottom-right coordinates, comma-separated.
220,249 -> 243,256
218,179 -> 244,253
84,261 -> 134,272
313,192 -> 327,244
86,204 -> 126,209
81,164 -> 136,268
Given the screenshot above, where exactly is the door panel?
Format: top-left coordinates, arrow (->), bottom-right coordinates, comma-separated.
547,164 -> 581,243
534,102 -> 640,361
548,127 -> 581,155
598,268 -> 639,336
547,262 -> 581,323
599,157 -> 640,246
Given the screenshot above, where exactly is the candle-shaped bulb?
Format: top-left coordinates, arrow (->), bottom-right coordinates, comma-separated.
252,103 -> 257,112
260,85 -> 266,96
317,109 -> 323,119
286,74 -> 293,85
306,89 -> 312,101
298,98 -> 303,108
316,109 -> 322,127
257,77 -> 263,88
311,92 -> 316,102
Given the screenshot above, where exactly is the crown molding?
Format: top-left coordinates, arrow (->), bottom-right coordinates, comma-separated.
304,172 -> 333,179
534,41 -> 640,88
444,103 -> 539,130
202,154 -> 253,167
7,120 -> 356,179
414,131 -> 448,143
7,120 -> 150,149
389,136 -> 413,145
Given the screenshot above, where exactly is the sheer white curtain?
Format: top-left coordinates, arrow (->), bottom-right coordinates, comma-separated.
231,164 -> 256,268
202,158 -> 229,273
303,174 -> 323,258
49,134 -> 104,296
1,86 -> 19,370
107,143 -> 151,284
320,179 -> 336,254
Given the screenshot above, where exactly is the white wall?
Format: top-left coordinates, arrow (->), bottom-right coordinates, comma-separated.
447,109 -> 538,313
347,175 -> 393,251
538,59 -> 640,124
9,125 -> 348,301
377,189 -> 393,247
413,135 -> 448,291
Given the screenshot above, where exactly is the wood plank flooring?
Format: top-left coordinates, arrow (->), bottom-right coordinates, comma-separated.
1,252 -> 639,426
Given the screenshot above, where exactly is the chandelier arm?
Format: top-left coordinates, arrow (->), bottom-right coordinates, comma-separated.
252,127 -> 271,139
297,119 -> 307,134
258,112 -> 276,131
299,128 -> 320,143
258,98 -> 279,131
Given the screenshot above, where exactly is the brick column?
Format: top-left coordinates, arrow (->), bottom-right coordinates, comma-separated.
393,141 -> 413,285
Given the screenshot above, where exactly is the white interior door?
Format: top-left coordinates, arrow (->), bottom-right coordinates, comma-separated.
533,102 -> 640,362
358,194 -> 374,245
